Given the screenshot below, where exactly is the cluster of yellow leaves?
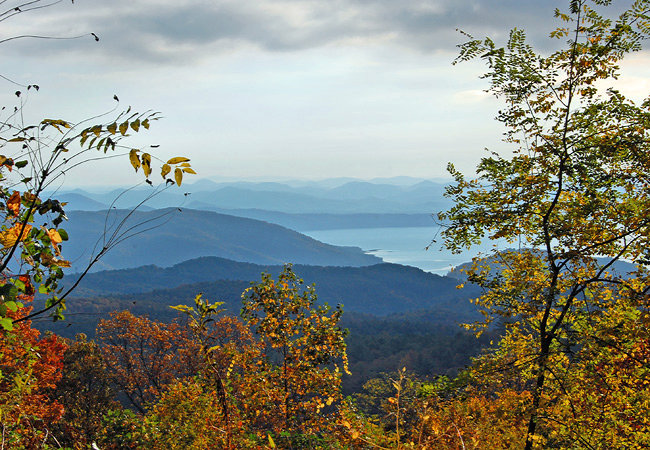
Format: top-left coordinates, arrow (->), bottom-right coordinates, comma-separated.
128,152 -> 195,186
0,223 -> 31,249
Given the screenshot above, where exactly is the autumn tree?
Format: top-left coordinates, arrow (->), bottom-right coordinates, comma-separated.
344,369 -> 529,449
439,0 -> 650,447
145,268 -> 352,448
141,294 -> 264,450
0,296 -> 67,447
50,333 -> 119,447
240,265 -> 350,445
95,311 -> 201,413
98,274 -> 351,449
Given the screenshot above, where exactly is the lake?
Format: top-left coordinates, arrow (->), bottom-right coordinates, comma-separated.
303,226 -> 504,275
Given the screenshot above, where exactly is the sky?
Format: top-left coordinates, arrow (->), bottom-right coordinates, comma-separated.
1,0 -> 649,186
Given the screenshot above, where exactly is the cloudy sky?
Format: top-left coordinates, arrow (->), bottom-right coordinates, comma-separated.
1,0 -> 648,186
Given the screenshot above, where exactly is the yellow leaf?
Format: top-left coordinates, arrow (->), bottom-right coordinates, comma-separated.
56,258 -> 71,268
0,224 -> 32,249
47,228 -> 62,244
131,119 -> 140,132
182,167 -> 196,174
174,167 -> 183,186
40,253 -> 71,268
161,164 -> 171,178
142,153 -> 152,177
268,434 -> 276,448
351,430 -> 360,439
6,191 -> 20,216
107,122 -> 117,134
129,149 -> 140,172
119,121 -> 128,135
167,157 -> 190,165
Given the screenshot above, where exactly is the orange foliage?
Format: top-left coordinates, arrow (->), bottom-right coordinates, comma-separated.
0,297 -> 67,446
96,310 -> 200,413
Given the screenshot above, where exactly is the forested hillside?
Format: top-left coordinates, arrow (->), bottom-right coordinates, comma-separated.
62,257 -> 477,316
39,266 -> 492,397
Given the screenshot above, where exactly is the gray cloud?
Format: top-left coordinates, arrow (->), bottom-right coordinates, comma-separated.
0,0 -> 600,65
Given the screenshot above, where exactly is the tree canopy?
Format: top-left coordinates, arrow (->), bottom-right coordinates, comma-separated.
439,0 -> 650,447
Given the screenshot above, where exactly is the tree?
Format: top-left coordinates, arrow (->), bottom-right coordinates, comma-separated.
107,276 -> 351,449
438,0 -> 650,447
240,265 -> 350,442
95,311 -> 200,413
168,294 -> 263,449
50,333 -> 119,447
351,370 -> 530,449
0,295 -> 67,447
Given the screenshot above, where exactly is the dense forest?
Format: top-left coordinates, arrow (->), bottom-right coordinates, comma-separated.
1,1 -> 650,448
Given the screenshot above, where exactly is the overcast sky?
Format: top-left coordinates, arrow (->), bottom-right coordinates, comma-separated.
1,0 -> 648,186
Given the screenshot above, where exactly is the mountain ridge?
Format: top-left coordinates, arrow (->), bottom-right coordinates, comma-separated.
62,208 -> 381,272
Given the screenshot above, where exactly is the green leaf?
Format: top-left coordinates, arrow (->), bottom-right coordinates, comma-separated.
13,279 -> 25,292
57,229 -> 68,241
0,284 -> 18,302
0,317 -> 13,331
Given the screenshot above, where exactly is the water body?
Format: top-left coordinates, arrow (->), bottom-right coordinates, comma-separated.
304,227 -> 505,275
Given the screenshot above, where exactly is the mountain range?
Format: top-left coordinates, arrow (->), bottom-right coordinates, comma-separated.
62,208 -> 381,272
43,256 -> 480,339
52,178 -> 452,215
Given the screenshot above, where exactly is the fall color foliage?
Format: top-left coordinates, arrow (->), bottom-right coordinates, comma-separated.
1,1 -> 649,448
0,298 -> 67,447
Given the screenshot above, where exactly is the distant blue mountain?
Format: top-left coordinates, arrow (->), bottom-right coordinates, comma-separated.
56,193 -> 108,211
202,209 -> 435,231
61,208 -> 381,273
52,177 -> 452,215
